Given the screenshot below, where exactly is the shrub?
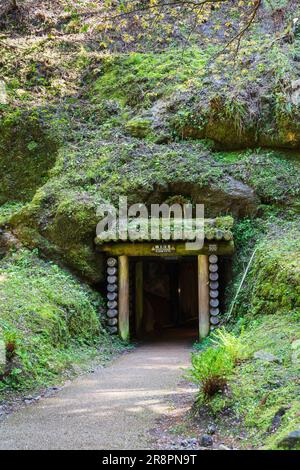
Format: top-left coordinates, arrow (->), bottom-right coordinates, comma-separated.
189,347 -> 234,400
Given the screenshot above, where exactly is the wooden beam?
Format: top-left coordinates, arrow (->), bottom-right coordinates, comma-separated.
97,241 -> 234,257
135,261 -> 143,337
198,255 -> 210,339
118,255 -> 130,341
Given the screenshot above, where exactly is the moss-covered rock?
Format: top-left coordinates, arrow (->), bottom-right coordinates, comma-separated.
0,109 -> 60,204
230,312 -> 300,450
0,13 -> 299,284
125,118 -> 152,138
10,190 -> 104,283
248,235 -> 300,316
5,103 -> 298,283
8,136 -> 262,281
0,249 -> 109,390
91,43 -> 300,150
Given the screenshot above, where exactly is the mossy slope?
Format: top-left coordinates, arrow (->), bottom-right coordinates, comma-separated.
0,110 -> 59,204
0,249 -> 110,392
195,231 -> 300,449
230,312 -> 300,450
0,4 -> 300,279
92,42 -> 300,149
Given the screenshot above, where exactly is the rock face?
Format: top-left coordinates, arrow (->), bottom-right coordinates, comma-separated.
1,18 -> 299,283
136,177 -> 258,218
291,339 -> 300,364
243,237 -> 300,318
200,434 -> 213,447
191,177 -> 259,217
269,408 -> 287,433
278,429 -> 300,449
253,350 -> 281,363
8,136 -> 261,282
0,114 -> 59,205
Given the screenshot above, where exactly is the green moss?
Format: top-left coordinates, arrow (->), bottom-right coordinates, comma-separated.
10,129 -> 299,281
125,118 -> 152,138
0,109 -> 60,204
194,312 -> 300,449
244,234 -> 300,317
10,197 -> 104,283
0,249 -> 114,391
0,202 -> 25,227
92,48 -> 210,108
232,312 -> 300,449
229,150 -> 300,205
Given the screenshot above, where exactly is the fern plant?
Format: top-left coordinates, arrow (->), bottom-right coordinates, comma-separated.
210,327 -> 248,364
188,347 -> 234,399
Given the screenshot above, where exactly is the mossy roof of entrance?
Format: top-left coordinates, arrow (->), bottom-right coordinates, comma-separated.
95,216 -> 234,244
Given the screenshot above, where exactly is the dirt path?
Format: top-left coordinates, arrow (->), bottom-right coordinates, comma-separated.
0,330 -> 195,450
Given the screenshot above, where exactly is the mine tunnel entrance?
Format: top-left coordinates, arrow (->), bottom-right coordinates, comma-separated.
96,217 -> 235,341
100,246 -> 234,342
130,257 -> 198,340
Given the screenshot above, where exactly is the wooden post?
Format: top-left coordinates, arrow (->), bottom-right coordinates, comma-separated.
0,326 -> 5,376
198,255 -> 210,339
135,261 -> 143,337
118,255 -> 130,341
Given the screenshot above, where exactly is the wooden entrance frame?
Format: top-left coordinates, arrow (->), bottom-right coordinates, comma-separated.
98,240 -> 234,341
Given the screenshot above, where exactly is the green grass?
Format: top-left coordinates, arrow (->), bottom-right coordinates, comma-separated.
0,202 -> 25,226
193,312 -> 300,449
193,225 -> 300,449
92,48 -> 210,108
0,249 -> 122,393
231,312 -> 300,449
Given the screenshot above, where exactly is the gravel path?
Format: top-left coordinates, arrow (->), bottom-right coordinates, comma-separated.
0,329 -> 194,450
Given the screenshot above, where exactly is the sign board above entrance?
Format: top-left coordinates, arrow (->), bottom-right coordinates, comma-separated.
151,244 -> 176,254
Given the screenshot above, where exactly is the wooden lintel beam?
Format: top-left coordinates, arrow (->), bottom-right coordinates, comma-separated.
96,241 -> 234,257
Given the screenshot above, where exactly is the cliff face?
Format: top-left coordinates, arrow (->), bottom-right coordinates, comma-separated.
0,2 -> 299,448
0,0 -> 299,281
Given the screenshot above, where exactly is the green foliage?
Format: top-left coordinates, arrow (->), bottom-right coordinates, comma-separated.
191,312 -> 300,448
230,312 -> 300,449
0,249 -> 112,392
190,328 -> 247,403
93,49 -> 209,108
248,235 -> 300,316
0,202 -> 25,226
0,109 -> 59,204
211,328 -> 248,364
189,347 -> 234,400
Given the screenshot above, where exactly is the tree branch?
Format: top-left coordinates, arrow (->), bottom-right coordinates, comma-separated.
221,0 -> 262,53
108,0 -> 229,20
